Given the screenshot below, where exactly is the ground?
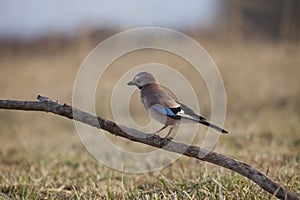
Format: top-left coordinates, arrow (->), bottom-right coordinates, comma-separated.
0,37 -> 299,199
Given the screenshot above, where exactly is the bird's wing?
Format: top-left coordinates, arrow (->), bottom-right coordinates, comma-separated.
150,90 -> 204,121
151,104 -> 181,119
148,89 -> 181,117
150,101 -> 201,121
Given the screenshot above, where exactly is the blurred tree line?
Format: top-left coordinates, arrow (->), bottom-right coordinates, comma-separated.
225,0 -> 299,41
0,0 -> 299,56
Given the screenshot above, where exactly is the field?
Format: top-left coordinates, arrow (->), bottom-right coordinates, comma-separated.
0,35 -> 299,199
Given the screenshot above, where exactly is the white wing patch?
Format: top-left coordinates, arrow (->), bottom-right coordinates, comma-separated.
177,110 -> 185,115
175,107 -> 206,123
176,109 -> 198,121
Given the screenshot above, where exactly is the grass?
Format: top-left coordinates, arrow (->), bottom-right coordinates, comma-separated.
0,36 -> 299,199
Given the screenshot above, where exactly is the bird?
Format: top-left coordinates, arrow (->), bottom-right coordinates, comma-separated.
127,72 -> 228,138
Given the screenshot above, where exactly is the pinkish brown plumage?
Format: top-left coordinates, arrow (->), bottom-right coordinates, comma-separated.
127,72 -> 228,138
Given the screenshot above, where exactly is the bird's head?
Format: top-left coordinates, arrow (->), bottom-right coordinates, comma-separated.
127,72 -> 156,89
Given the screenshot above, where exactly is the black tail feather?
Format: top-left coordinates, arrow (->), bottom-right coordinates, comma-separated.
178,115 -> 228,134
198,119 -> 228,134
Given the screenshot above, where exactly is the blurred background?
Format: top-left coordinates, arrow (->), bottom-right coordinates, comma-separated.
0,0 -> 299,198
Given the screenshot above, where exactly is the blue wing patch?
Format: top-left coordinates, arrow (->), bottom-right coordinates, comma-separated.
152,105 -> 177,117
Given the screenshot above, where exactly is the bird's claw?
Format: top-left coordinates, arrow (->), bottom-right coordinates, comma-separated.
160,136 -> 173,146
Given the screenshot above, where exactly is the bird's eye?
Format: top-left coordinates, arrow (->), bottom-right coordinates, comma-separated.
136,79 -> 141,83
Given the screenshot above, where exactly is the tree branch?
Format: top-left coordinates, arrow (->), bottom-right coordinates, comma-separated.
0,96 -> 298,200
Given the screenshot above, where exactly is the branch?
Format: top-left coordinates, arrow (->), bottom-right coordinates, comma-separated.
0,96 -> 298,200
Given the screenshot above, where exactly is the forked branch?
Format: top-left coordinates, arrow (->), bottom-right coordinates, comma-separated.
0,96 -> 298,200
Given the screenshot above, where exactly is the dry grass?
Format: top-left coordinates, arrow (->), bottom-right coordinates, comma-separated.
0,36 -> 299,199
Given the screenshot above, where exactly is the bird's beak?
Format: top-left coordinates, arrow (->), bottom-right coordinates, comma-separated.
127,80 -> 136,86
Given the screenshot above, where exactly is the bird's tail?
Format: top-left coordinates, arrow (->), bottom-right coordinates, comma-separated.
179,115 -> 228,133
198,119 -> 228,134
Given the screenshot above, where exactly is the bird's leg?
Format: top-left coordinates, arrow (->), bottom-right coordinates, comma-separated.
164,126 -> 174,139
153,124 -> 168,135
160,126 -> 174,145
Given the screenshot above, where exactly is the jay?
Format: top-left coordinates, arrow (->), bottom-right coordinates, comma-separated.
127,72 -> 228,138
